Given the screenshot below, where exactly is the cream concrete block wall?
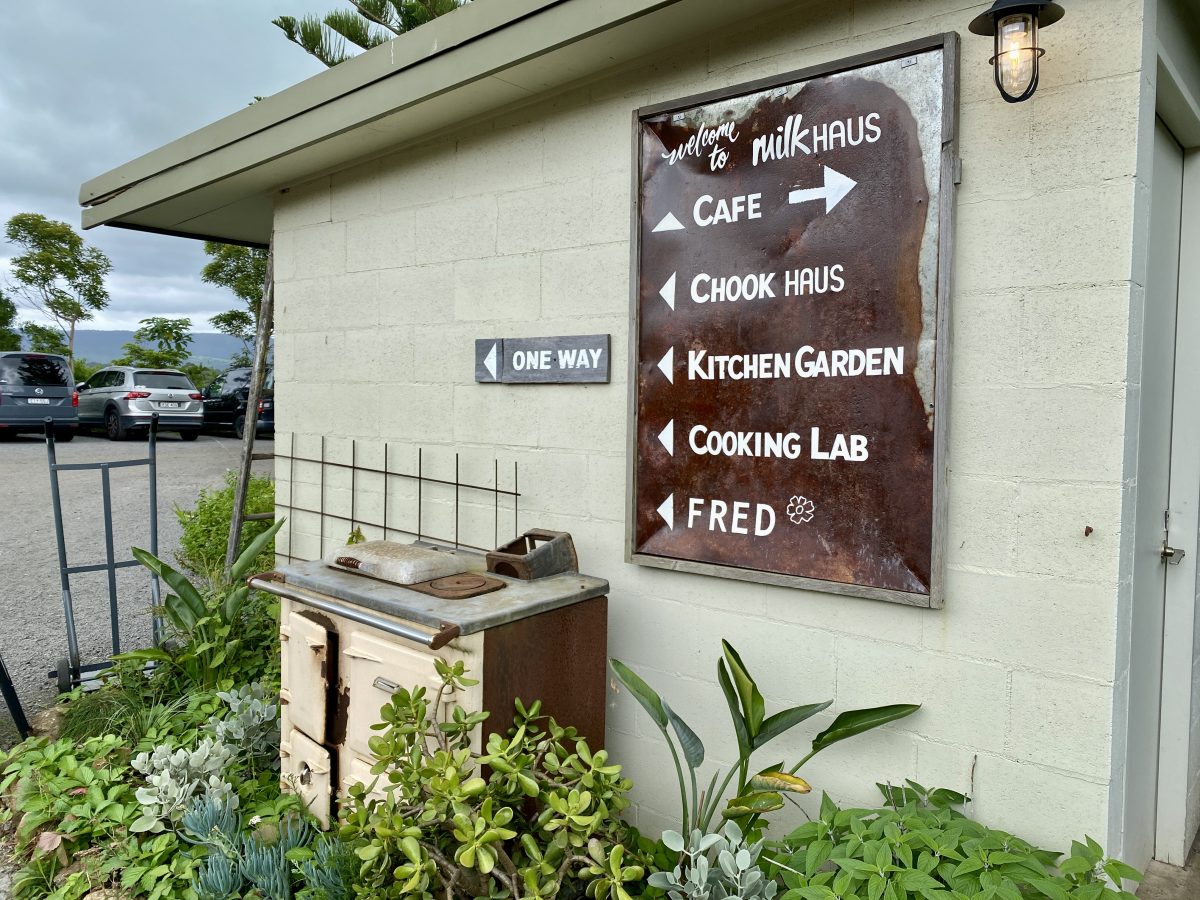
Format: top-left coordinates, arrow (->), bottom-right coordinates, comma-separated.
272,0 -> 1145,849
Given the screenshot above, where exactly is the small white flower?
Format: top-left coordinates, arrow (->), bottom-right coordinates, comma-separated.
249,815 -> 262,827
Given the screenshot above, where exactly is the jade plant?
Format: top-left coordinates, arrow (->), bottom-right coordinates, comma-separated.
610,640 -> 919,836
336,657 -> 646,900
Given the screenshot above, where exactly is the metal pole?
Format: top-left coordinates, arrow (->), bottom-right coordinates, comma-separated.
0,654 -> 29,739
225,242 -> 274,579
100,464 -> 121,655
43,418 -> 80,678
147,415 -> 163,644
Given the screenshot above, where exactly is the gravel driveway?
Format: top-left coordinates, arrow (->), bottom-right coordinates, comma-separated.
0,430 -> 273,748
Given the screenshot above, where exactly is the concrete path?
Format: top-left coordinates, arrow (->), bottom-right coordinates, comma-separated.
1138,838 -> 1200,899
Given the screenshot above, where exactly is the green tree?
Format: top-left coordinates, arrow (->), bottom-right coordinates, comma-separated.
201,242 -> 267,366
3,213 -> 112,365
20,321 -> 69,355
0,290 -> 20,351
274,0 -> 464,67
181,361 -> 220,391
113,317 -> 194,369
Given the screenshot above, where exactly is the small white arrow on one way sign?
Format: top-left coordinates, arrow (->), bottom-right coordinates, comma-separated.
483,342 -> 499,380
788,166 -> 858,214
656,494 -> 675,529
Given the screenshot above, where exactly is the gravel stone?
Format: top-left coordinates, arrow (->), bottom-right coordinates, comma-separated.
0,431 -> 273,748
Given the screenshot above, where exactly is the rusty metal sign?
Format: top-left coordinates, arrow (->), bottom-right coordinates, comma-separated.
628,35 -> 958,607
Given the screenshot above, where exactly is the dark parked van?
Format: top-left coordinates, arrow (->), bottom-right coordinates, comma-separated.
201,366 -> 274,439
0,352 -> 78,441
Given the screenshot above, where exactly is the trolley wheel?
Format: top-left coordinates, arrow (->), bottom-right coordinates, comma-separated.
233,414 -> 246,440
105,408 -> 127,441
56,657 -> 72,695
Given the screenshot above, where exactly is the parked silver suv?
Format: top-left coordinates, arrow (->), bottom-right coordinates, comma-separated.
76,366 -> 203,441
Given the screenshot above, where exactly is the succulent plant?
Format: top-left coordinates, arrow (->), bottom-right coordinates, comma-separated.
130,737 -> 237,832
211,681 -> 280,769
648,821 -> 777,900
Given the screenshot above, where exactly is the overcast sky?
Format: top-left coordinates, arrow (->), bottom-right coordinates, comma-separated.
0,1 -> 337,332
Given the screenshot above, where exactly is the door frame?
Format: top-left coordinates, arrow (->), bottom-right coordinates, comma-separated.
1154,37 -> 1200,866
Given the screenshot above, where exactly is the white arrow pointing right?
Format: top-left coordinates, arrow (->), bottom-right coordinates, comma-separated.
656,494 -> 675,530
788,165 -> 858,214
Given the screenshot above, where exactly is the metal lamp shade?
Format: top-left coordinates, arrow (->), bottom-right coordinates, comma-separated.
969,1 -> 1065,103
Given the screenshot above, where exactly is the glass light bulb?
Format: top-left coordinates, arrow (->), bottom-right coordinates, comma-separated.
996,12 -> 1037,99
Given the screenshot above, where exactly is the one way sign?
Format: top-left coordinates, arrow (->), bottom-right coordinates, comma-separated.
475,335 -> 611,384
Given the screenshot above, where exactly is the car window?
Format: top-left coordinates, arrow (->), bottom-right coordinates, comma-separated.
104,371 -> 125,389
0,355 -> 70,387
225,369 -> 251,391
206,376 -> 225,396
134,371 -> 194,390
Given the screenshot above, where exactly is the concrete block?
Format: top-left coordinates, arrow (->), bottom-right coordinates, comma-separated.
945,474 -> 1019,573
927,570 -> 1117,681
1030,75 -> 1141,189
290,222 -> 347,281
541,92 -> 634,181
1006,670 -> 1113,779
587,452 -> 627,522
332,160 -> 381,222
453,254 -> 542,322
1013,481 -> 1123,586
954,182 -> 1135,294
833,637 -> 1010,752
378,140 -> 456,210
347,210 -> 416,272
590,173 -> 634,245
453,122 -> 545,197
497,179 -> 593,255
950,290 -> 1023,386
451,383 -> 539,448
762,581 -> 926,647
414,195 -> 498,264
536,384 -> 625,452
949,384 -> 1127,483
377,263 -> 456,324
911,737 -> 977,800
705,0 -> 851,76
970,753 -> 1109,851
541,244 -> 629,319
276,177 -> 331,230
1020,285 -> 1132,386
373,383 -> 454,445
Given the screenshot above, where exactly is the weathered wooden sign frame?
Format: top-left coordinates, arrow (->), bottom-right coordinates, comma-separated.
626,34 -> 959,608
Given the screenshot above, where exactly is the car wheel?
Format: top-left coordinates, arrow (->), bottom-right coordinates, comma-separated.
55,429 -> 75,443
233,414 -> 246,440
179,430 -> 200,442
105,408 -> 126,441
0,431 -> 14,442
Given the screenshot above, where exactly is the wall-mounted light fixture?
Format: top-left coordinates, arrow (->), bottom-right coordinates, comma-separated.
969,1 -> 1065,103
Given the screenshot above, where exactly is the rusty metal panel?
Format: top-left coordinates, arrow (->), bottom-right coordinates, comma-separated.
629,35 -> 958,607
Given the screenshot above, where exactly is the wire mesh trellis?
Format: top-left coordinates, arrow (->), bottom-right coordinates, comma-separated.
274,435 -> 521,562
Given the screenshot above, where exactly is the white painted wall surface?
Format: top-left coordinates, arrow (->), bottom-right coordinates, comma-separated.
271,0 -> 1146,852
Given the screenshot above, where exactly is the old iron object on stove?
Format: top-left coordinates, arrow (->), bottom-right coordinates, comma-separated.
486,530 -> 578,580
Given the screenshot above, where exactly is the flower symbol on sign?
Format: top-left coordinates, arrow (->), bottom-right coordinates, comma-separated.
787,495 -> 816,525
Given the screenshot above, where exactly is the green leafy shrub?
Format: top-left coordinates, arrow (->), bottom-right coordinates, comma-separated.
175,470 -> 276,585
611,640 -> 919,836
337,658 -> 645,900
765,781 -> 1141,900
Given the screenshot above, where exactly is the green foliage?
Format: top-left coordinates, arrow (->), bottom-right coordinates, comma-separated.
71,357 -> 103,383
175,470 -> 277,587
273,0 -> 464,67
3,212 -> 112,364
337,659 -> 642,900
131,737 -> 237,833
201,242 -> 268,366
0,288 -> 20,350
181,361 -> 221,392
60,658 -> 188,744
610,642 -> 919,836
20,321 -> 68,356
113,315 -> 194,370
766,782 -> 1141,900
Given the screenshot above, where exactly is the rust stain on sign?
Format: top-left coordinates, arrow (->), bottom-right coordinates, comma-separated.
632,43 -> 953,601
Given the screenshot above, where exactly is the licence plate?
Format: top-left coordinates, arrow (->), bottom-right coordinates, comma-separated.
27,398 -> 49,405
158,402 -> 181,409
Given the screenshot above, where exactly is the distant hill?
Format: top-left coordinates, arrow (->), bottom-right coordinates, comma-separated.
71,330 -> 245,369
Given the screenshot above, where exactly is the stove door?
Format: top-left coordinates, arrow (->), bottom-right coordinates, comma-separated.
285,612 -> 330,742
281,727 -> 332,828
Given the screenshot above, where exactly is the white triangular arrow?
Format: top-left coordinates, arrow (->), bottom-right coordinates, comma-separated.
653,212 -> 685,232
656,494 -> 675,530
657,420 -> 674,456
788,166 -> 858,214
659,273 -> 676,310
657,347 -> 674,383
483,343 -> 498,380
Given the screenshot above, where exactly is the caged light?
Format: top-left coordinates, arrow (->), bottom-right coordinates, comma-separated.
969,1 -> 1065,103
